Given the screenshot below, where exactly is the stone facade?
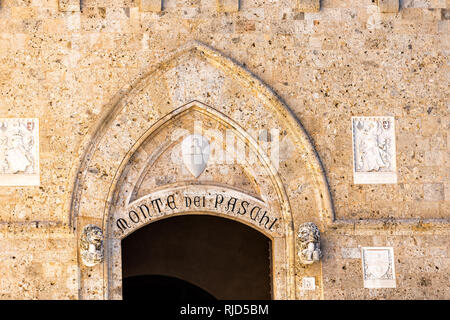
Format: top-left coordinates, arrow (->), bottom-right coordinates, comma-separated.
0,0 -> 448,300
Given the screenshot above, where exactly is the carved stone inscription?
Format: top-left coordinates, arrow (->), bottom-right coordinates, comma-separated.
352,116 -> 396,184
361,247 -> 396,288
115,185 -> 281,238
0,118 -> 39,186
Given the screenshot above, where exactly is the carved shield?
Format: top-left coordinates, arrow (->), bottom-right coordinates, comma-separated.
365,249 -> 390,279
181,134 -> 210,178
26,121 -> 35,132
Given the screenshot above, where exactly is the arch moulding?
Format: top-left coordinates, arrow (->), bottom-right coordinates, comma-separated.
69,41 -> 335,300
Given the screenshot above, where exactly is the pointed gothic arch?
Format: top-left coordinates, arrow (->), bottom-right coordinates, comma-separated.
69,41 -> 334,300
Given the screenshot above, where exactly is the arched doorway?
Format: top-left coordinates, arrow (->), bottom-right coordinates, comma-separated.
121,215 -> 272,300
71,42 -> 334,300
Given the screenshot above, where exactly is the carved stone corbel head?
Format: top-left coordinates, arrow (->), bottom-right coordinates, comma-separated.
80,224 -> 104,267
297,222 -> 322,265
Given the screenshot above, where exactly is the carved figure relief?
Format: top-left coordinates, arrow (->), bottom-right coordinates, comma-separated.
0,118 -> 39,186
80,225 -> 104,267
0,119 -> 37,174
352,117 -> 396,184
297,222 -> 322,265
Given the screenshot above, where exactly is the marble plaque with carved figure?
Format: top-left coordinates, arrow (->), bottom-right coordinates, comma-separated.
0,118 -> 39,186
352,117 -> 397,184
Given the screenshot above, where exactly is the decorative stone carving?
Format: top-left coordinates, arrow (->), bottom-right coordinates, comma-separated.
297,222 -> 322,264
58,0 -> 80,12
297,0 -> 320,13
181,134 -> 210,178
302,277 -> 316,290
378,0 -> 399,13
352,116 -> 397,184
217,0 -> 239,13
80,225 -> 104,267
0,118 -> 39,186
361,247 -> 396,288
140,0 -> 162,12
117,184 -> 281,238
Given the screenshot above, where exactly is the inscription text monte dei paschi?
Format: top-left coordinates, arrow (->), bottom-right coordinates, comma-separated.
116,191 -> 279,235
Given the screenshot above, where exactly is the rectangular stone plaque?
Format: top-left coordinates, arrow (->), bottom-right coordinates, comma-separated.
361,247 -> 396,288
0,118 -> 39,186
302,277 -> 316,290
352,116 -> 397,184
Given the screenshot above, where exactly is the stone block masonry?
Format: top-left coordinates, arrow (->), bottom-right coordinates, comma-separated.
0,0 -> 448,300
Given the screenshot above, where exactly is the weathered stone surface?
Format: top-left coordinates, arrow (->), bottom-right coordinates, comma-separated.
58,0 -> 80,12
297,0 -> 320,13
341,247 -> 362,259
424,183 -> 445,201
0,0 -> 448,300
140,0 -> 162,12
217,0 -> 240,13
378,0 -> 400,13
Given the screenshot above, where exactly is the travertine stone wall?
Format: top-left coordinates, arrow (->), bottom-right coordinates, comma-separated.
140,0 -> 162,12
297,0 -> 320,13
58,0 -> 80,12
0,224 -> 77,299
322,224 -> 449,299
0,0 -> 448,299
378,0 -> 399,13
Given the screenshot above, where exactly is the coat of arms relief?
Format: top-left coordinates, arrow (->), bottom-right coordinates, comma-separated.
361,247 -> 396,288
181,134 -> 210,178
0,118 -> 39,186
352,117 -> 397,184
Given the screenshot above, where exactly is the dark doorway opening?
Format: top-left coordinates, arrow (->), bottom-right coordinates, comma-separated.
123,275 -> 216,300
122,215 -> 272,300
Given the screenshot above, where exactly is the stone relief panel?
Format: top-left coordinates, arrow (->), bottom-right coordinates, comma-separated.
361,247 -> 396,288
0,118 -> 39,186
80,225 -> 104,267
352,116 -> 397,184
